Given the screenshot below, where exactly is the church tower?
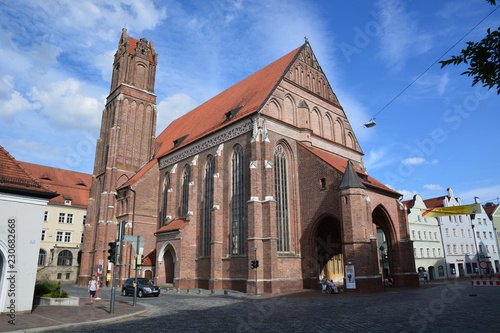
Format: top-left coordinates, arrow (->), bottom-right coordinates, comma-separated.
78,29 -> 158,285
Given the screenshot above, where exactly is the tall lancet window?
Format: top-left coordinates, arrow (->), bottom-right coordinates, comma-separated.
231,145 -> 245,255
203,156 -> 215,256
181,165 -> 191,217
274,145 -> 290,251
162,173 -> 170,224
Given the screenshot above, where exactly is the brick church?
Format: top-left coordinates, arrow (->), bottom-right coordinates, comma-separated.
78,29 -> 418,293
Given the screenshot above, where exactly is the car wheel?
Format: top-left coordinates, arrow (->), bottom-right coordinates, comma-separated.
138,290 -> 144,298
122,289 -> 127,296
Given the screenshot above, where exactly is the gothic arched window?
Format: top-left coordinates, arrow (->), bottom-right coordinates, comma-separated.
162,172 -> 170,224
181,165 -> 191,217
57,250 -> 73,266
203,156 -> 215,256
274,145 -> 290,251
231,145 -> 245,255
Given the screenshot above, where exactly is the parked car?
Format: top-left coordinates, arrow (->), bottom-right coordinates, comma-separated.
121,278 -> 160,297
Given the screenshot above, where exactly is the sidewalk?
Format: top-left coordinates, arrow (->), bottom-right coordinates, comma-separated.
0,297 -> 148,333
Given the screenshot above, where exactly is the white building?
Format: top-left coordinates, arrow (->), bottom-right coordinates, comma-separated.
404,194 -> 447,281
426,188 -> 478,277
470,197 -> 500,274
0,146 -> 57,314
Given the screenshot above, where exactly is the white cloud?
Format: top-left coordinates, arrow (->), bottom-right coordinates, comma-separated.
374,0 -> 433,70
156,93 -> 198,133
0,75 -> 39,119
458,185 -> 500,205
364,148 -> 393,171
396,189 -> 418,201
28,79 -> 101,131
402,157 -> 425,165
423,184 -> 443,190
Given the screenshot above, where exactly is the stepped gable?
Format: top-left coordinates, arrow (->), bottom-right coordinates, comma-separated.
19,161 -> 92,208
0,146 -> 57,199
298,143 -> 400,196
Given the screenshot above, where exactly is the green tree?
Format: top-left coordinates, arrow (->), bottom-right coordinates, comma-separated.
439,0 -> 500,94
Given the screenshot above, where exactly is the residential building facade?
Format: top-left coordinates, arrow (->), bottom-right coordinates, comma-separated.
470,197 -> 500,274
404,194 -> 447,280
20,162 -> 91,283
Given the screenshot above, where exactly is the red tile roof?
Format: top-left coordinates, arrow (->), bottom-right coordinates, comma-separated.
423,196 -> 445,209
156,219 -> 188,234
142,249 -> 156,266
120,44 -> 304,189
298,143 -> 400,196
0,146 -> 57,199
19,161 -> 92,208
155,44 -> 303,160
122,29 -> 155,63
484,204 -> 498,219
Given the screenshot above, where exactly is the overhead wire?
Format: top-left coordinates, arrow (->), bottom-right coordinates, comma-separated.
363,4 -> 500,126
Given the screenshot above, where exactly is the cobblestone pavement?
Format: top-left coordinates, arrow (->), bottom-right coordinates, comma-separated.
51,280 -> 499,333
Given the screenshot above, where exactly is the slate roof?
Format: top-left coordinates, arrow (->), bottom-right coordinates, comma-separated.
19,161 -> 92,208
0,146 -> 57,199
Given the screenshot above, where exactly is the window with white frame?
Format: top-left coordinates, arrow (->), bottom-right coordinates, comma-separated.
483,231 -> 487,239
446,228 -> 449,237
438,248 -> 442,257
486,245 -> 490,253
67,214 -> 73,224
453,228 -> 457,237
64,232 -> 71,243
412,230 -> 415,239
420,248 -> 424,257
466,244 -> 469,253
81,233 -> 84,243
453,244 -> 457,254
423,231 -> 427,240
461,229 -> 465,238
56,231 -> 63,242
477,231 -> 481,239
468,229 -> 471,238
426,248 -> 430,257
58,213 -> 65,223
447,244 -> 451,254
432,248 -> 436,257
490,232 -> 493,239
83,215 -> 86,224
460,244 -> 464,254
479,245 -> 484,253
41,230 -> 46,241
44,211 -> 48,222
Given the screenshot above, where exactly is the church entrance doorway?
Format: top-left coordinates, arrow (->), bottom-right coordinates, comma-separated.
373,206 -> 393,286
316,216 -> 343,286
163,247 -> 175,285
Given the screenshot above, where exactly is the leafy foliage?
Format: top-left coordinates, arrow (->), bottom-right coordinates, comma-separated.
439,1 -> 500,94
34,281 -> 69,298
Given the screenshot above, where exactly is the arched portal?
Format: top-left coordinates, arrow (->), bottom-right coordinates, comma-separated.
163,247 -> 175,285
315,216 -> 343,284
372,205 -> 394,285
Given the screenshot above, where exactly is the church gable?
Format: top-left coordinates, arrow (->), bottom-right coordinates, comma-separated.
284,43 -> 340,106
261,43 -> 362,153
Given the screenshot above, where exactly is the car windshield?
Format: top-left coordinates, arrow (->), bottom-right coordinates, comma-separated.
138,280 -> 154,286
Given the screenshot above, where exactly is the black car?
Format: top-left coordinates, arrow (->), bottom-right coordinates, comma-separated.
121,278 -> 160,297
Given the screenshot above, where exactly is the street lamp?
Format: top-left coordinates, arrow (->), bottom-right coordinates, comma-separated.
379,246 -> 386,292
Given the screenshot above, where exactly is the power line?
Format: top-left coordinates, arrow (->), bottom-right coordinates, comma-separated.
366,4 -> 500,124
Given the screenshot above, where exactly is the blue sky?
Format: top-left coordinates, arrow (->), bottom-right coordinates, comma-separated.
1,0 -> 499,205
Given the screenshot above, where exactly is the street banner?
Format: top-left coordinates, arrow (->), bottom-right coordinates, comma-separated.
421,203 -> 481,217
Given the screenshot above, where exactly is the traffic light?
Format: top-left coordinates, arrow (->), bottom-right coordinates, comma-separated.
251,260 -> 259,269
108,241 -> 117,263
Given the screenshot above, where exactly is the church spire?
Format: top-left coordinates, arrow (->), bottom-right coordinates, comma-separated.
339,160 -> 365,189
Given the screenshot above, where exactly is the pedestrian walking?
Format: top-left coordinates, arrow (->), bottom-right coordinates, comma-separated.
423,271 -> 428,284
88,275 -> 99,304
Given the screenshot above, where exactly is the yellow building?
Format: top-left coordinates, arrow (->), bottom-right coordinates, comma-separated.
20,162 -> 91,283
